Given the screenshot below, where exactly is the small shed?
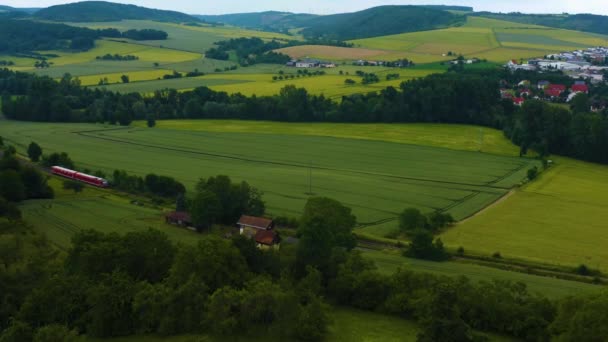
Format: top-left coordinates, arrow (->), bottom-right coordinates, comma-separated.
165,211 -> 192,227
254,230 -> 280,249
237,215 -> 274,238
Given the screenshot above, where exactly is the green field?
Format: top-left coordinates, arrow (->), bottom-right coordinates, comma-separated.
441,157 -> 608,271
365,249 -> 601,298
135,120 -> 521,156
0,120 -> 537,235
21,178 -> 206,248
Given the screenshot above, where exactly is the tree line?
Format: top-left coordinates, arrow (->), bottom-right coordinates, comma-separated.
2,67 -> 608,164
205,37 -> 291,66
2,193 -> 607,341
0,20 -> 168,55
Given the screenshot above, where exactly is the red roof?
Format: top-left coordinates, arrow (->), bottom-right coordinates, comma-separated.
513,97 -> 525,105
571,84 -> 589,93
545,89 -> 563,98
255,230 -> 279,246
547,84 -> 566,92
237,215 -> 273,230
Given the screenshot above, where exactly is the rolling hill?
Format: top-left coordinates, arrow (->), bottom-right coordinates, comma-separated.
199,6 -> 465,41
299,5 -> 465,40
34,1 -> 200,23
474,12 -> 608,35
196,11 -> 318,32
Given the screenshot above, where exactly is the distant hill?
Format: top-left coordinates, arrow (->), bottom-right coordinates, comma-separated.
34,1 -> 199,23
300,6 -> 465,41
474,12 -> 608,35
0,5 -> 40,14
196,11 -> 318,32
420,5 -> 474,12
200,6 -> 464,40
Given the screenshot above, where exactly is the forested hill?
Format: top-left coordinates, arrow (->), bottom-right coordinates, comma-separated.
0,5 -> 40,14
420,5 -> 473,12
300,6 -> 465,40
474,12 -> 608,35
0,19 -> 100,53
196,11 -> 318,32
34,1 -> 200,23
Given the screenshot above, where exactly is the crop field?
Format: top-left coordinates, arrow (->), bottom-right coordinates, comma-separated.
441,157 -> 608,271
0,121 -> 538,235
276,45 -> 402,60
93,76 -> 249,94
68,20 -> 296,53
364,250 -> 601,298
134,120 -> 521,156
77,69 -> 175,86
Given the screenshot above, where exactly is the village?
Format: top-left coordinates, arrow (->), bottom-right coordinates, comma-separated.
506,46 -> 608,83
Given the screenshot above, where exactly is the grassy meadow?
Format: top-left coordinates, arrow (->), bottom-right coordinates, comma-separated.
441,157 -> 608,271
0,121 -> 537,235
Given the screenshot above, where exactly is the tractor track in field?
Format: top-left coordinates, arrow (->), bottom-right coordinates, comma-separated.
73,128 -> 513,191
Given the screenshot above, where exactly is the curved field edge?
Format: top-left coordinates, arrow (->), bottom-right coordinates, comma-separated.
133,120 -> 521,156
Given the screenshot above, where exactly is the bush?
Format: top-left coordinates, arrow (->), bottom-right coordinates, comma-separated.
63,180 -> 84,193
492,252 -> 502,259
527,166 -> 539,181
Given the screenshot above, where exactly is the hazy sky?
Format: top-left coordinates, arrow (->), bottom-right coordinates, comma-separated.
3,0 -> 608,15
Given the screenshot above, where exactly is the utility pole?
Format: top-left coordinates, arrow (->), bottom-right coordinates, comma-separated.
307,160 -> 313,195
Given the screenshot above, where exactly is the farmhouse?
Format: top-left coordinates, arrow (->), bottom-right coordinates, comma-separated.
513,97 -> 525,106
165,211 -> 192,227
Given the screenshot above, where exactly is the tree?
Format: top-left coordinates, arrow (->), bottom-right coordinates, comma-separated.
399,208 -> 427,231
0,170 -> 26,202
297,197 -> 357,275
146,113 -> 156,128
85,272 -> 137,338
63,180 -> 84,193
570,93 -> 590,114
292,298 -> 330,341
0,136 -> 3,147
175,192 -> 186,212
344,79 -> 356,85
190,190 -> 221,232
0,321 -> 33,342
33,324 -> 79,342
417,283 -> 479,342
404,230 -> 449,261
120,75 -> 130,83
527,166 -> 539,181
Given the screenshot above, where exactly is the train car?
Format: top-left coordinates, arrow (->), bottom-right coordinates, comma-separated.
51,166 -> 109,188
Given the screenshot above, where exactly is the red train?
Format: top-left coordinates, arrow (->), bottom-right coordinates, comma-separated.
51,166 -> 109,188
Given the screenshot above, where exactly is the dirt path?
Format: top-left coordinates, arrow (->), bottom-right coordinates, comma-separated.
458,189 -> 516,225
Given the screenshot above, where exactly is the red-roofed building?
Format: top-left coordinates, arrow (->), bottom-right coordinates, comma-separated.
545,84 -> 566,98
571,84 -> 589,94
238,215 -> 274,238
513,97 -> 525,106
254,230 -> 280,249
165,211 -> 192,227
